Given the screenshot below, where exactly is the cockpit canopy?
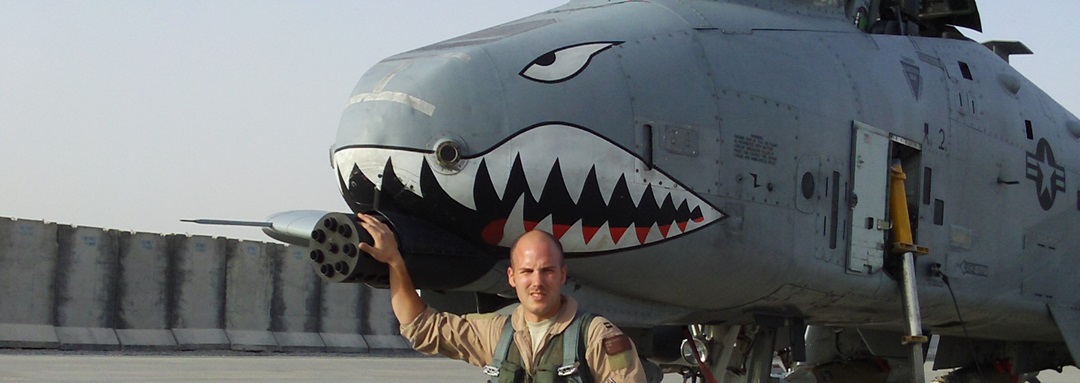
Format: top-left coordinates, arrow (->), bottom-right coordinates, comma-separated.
859,0 -> 981,37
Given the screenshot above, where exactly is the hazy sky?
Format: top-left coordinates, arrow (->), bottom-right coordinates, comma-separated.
2,1 -> 1077,241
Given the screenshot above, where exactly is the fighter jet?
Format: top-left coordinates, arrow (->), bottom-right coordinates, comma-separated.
189,0 -> 1080,382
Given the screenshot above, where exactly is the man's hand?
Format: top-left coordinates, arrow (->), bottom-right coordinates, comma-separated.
356,213 -> 403,268
355,213 -> 425,324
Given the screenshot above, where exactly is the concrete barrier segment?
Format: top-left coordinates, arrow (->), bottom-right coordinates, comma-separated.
320,282 -> 368,353
224,240 -> 277,352
168,234 -> 228,350
362,335 -> 412,351
54,225 -> 120,350
363,287 -> 400,336
0,324 -> 59,349
362,287 -> 410,351
271,245 -> 325,352
319,332 -> 368,353
115,232 -> 176,350
0,218 -> 59,349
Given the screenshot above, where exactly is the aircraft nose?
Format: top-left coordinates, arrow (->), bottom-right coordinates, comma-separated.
334,50 -> 507,155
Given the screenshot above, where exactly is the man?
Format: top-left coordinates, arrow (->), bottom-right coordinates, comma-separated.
356,213 -> 647,383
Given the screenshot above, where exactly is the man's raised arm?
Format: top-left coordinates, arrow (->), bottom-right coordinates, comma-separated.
355,213 -> 426,325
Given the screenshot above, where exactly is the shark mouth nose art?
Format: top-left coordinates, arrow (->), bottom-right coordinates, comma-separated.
334,123 -> 725,254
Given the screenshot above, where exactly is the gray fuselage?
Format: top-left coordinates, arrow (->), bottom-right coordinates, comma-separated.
332,0 -> 1080,346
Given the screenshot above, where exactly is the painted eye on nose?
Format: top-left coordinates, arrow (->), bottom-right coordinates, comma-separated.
519,42 -> 621,83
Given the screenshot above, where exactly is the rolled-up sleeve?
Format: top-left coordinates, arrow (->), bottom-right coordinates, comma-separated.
399,307 -> 506,368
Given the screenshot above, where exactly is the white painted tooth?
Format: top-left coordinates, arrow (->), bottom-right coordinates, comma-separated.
595,170 -> 618,205
390,152 -> 426,198
669,220 -> 686,235
334,150 -> 356,187
559,220 -> 586,253
657,190 -> 673,209
358,149 -> 391,191
333,149 -> 354,179
434,166 -> 477,211
589,222 -> 613,252
683,202 -> 726,232
670,191 -> 689,211
482,151 -> 511,201
500,195 -> 527,247
704,205 -> 725,221
540,127 -> 600,203
643,223 -> 664,244
534,215 -> 554,235
561,164 -> 591,205
684,217 -> 702,233
625,179 -> 648,207
614,223 -> 637,248
592,144 -> 633,205
517,150 -> 556,201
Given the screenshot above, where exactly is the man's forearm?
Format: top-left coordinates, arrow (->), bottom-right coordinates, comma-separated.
387,259 -> 426,325
355,213 -> 427,326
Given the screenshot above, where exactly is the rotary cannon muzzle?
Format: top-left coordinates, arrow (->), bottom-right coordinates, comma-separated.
304,212 -> 380,283
302,211 -> 494,290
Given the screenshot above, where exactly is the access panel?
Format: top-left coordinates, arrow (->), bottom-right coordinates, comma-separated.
848,121 -> 890,274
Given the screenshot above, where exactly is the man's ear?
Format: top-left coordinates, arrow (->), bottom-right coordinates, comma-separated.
560,264 -> 568,283
507,266 -> 516,288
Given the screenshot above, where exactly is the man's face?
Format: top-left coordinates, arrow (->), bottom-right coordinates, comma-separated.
507,233 -> 567,322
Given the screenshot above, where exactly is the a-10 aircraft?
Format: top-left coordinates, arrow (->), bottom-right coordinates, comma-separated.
189,0 -> 1080,382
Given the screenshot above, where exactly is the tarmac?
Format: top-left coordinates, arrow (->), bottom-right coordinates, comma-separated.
0,351 -> 1076,382
0,351 -> 473,383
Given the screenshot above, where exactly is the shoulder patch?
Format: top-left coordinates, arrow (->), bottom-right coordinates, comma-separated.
603,334 -> 632,355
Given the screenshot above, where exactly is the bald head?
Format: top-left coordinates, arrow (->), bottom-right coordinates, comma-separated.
507,230 -> 567,321
509,230 -> 564,268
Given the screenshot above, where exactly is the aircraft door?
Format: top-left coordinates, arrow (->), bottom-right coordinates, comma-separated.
847,121 -> 890,274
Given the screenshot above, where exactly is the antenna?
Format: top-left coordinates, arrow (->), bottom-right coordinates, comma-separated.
180,219 -> 273,228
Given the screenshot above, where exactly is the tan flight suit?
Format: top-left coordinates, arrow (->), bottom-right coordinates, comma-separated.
400,296 -> 647,383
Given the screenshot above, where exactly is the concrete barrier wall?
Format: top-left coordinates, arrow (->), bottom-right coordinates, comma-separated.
0,219 -> 59,349
0,216 -> 408,353
169,235 -> 229,350
362,287 -> 409,350
54,226 -> 120,350
320,281 -> 369,352
116,232 -> 176,350
225,240 -> 277,351
271,245 -> 325,351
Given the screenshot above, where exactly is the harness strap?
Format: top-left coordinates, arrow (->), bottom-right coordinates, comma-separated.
558,312 -> 592,377
483,311 -> 595,380
483,319 -> 516,377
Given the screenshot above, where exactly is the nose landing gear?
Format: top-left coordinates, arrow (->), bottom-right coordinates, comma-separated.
676,324 -> 789,383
